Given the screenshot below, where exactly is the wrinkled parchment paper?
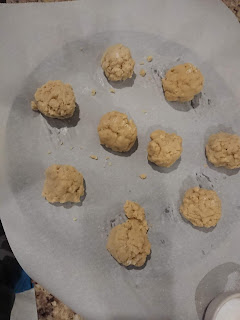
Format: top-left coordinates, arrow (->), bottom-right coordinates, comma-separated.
1,1 -> 240,319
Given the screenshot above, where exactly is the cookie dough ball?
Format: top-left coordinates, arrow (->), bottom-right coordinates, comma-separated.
101,44 -> 135,81
98,111 -> 137,152
31,80 -> 76,119
206,132 -> 240,169
42,164 -> 85,203
162,63 -> 204,102
180,187 -> 221,228
148,130 -> 182,167
107,201 -> 151,267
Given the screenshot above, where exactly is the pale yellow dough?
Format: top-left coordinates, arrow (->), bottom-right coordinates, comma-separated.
101,44 -> 135,81
107,201 -> 151,267
97,111 -> 137,152
162,63 -> 204,102
42,164 -> 84,203
180,187 -> 221,228
206,132 -> 240,169
31,80 -> 76,119
148,130 -> 182,167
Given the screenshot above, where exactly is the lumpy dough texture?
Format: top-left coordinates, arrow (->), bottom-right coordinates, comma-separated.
148,130 -> 182,167
162,63 -> 204,102
31,80 -> 76,119
206,132 -> 240,169
101,44 -> 135,81
180,187 -> 221,228
107,201 -> 151,267
42,164 -> 84,203
97,111 -> 137,152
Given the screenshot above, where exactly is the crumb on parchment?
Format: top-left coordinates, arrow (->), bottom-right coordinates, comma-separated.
139,69 -> 146,77
139,62 -> 144,65
90,155 -> 98,160
147,56 -> 153,62
110,88 -> 115,93
91,89 -> 96,96
139,174 -> 147,179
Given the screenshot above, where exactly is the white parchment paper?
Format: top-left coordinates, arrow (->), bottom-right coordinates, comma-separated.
1,1 -> 240,319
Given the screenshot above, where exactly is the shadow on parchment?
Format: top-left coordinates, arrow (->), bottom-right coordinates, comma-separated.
42,103 -> 80,129
101,138 -> 138,157
148,157 -> 181,174
50,179 -> 87,209
166,92 -> 202,112
108,72 -> 136,89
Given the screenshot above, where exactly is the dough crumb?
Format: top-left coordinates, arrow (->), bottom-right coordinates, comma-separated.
110,88 -> 115,94
139,174 -> 147,179
91,89 -> 96,96
180,187 -> 221,228
48,151 -> 52,155
108,162 -> 112,166
31,80 -> 76,119
148,130 -> 182,167
73,217 -> 77,221
139,69 -> 146,77
60,141 -> 64,145
98,111 -> 137,152
101,44 -> 135,81
42,164 -> 85,204
142,110 -> 147,114
106,157 -> 110,160
139,62 -> 145,65
147,56 -> 153,62
206,132 -> 240,169
90,155 -> 98,160
162,63 -> 204,102
70,147 -> 74,150
107,201 -> 151,267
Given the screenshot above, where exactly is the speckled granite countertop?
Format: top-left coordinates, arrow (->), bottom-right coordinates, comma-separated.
223,0 -> 240,20
2,1 -> 239,319
35,284 -> 83,320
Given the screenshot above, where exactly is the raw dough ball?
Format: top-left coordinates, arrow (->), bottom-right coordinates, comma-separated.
107,201 -> 151,267
42,164 -> 85,203
31,80 -> 76,119
101,44 -> 135,81
206,132 -> 240,169
162,63 -> 204,102
97,111 -> 137,152
180,187 -> 221,228
147,130 -> 182,167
